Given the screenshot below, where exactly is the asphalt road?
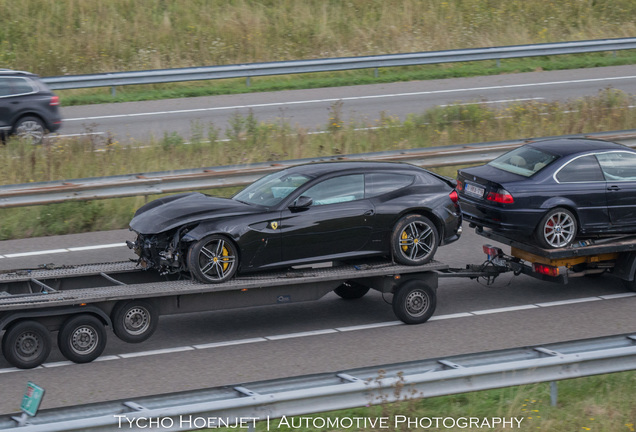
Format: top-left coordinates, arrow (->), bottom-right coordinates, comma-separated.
59,65 -> 636,143
0,227 -> 634,415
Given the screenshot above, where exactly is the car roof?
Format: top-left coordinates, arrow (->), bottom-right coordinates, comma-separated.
526,138 -> 630,156
284,161 -> 420,177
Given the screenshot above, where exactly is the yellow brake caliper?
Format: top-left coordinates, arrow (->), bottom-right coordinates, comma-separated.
401,231 -> 408,252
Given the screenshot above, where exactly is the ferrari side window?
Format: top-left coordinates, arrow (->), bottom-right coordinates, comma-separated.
304,174 -> 365,206
555,155 -> 604,183
597,152 -> 636,181
365,173 -> 414,197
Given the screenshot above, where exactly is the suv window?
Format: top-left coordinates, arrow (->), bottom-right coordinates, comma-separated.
0,77 -> 36,97
556,155 -> 604,183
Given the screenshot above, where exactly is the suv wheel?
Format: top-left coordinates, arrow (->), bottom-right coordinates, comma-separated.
14,116 -> 46,144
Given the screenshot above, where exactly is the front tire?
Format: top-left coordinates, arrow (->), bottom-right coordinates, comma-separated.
2,320 -> 52,369
392,280 -> 436,324
187,234 -> 238,283
111,300 -> 158,343
535,207 -> 577,249
391,214 -> 439,265
57,315 -> 107,364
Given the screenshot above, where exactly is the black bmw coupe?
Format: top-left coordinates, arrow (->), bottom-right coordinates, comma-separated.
129,161 -> 462,283
457,138 -> 636,249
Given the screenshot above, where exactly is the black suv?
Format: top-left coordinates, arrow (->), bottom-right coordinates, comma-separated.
0,70 -> 62,143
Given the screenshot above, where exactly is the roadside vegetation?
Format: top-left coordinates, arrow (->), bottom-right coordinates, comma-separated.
0,87 -> 634,239
1,0 -> 636,104
209,370 -> 636,432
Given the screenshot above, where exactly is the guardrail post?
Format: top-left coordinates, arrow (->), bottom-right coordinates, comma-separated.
246,77 -> 251,87
111,86 -> 117,97
550,381 -> 558,406
374,68 -> 379,78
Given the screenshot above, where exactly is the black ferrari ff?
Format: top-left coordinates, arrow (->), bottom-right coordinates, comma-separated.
128,161 -> 462,283
457,138 -> 636,249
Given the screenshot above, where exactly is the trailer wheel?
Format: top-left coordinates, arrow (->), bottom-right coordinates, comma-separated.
187,234 -> 238,283
2,320 -> 51,369
334,281 -> 370,299
622,279 -> 636,292
392,280 -> 436,324
58,315 -> 107,364
391,214 -> 439,266
112,300 -> 158,343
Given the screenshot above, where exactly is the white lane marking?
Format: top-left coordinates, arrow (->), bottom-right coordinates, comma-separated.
0,243 -> 127,259
4,249 -> 69,258
335,321 -> 402,332
265,329 -> 338,340
193,337 -> 266,349
440,98 -> 544,107
119,346 -> 195,358
471,304 -> 539,315
63,75 -> 636,122
535,297 -> 602,307
1,292 -> 634,373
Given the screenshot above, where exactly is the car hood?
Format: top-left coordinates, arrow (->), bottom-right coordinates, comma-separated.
129,192 -> 260,234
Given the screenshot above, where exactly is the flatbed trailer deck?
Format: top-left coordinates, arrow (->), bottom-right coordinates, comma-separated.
477,228 -> 636,287
0,259 -> 450,369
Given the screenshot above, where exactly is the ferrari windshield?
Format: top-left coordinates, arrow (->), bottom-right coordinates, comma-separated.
233,171 -> 312,206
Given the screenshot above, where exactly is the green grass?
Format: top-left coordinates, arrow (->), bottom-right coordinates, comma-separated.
214,371 -> 636,432
0,88 -> 634,240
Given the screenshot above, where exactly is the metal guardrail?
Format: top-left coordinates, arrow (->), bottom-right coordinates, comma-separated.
1,333 -> 635,431
1,129 -> 635,208
41,38 -> 636,91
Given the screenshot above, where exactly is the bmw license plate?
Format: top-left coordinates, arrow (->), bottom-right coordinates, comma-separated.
465,183 -> 485,198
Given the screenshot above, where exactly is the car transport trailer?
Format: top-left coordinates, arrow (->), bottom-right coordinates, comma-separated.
3,232 -> 635,370
0,259 -> 454,369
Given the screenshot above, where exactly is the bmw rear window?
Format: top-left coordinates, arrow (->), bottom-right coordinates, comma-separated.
488,146 -> 558,177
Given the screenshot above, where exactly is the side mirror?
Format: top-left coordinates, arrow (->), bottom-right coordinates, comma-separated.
290,195 -> 313,210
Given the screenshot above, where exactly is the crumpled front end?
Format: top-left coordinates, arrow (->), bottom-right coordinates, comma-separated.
127,227 -> 190,275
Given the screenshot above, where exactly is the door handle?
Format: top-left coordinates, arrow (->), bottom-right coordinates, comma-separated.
607,185 -> 621,191
364,209 -> 375,216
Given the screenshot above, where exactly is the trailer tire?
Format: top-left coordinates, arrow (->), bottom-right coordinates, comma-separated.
392,280 -> 436,324
334,281 -> 370,299
391,214 -> 439,266
112,300 -> 158,343
2,320 -> 51,369
58,315 -> 107,364
622,279 -> 636,292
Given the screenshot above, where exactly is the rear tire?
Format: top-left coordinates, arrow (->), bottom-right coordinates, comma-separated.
57,315 -> 107,364
13,116 -> 46,144
391,214 -> 439,265
535,207 -> 577,249
392,280 -> 436,324
2,320 -> 51,369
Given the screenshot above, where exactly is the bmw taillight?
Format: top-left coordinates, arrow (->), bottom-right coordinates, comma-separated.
456,180 -> 464,191
486,188 -> 514,204
50,96 -> 60,106
449,190 -> 459,204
